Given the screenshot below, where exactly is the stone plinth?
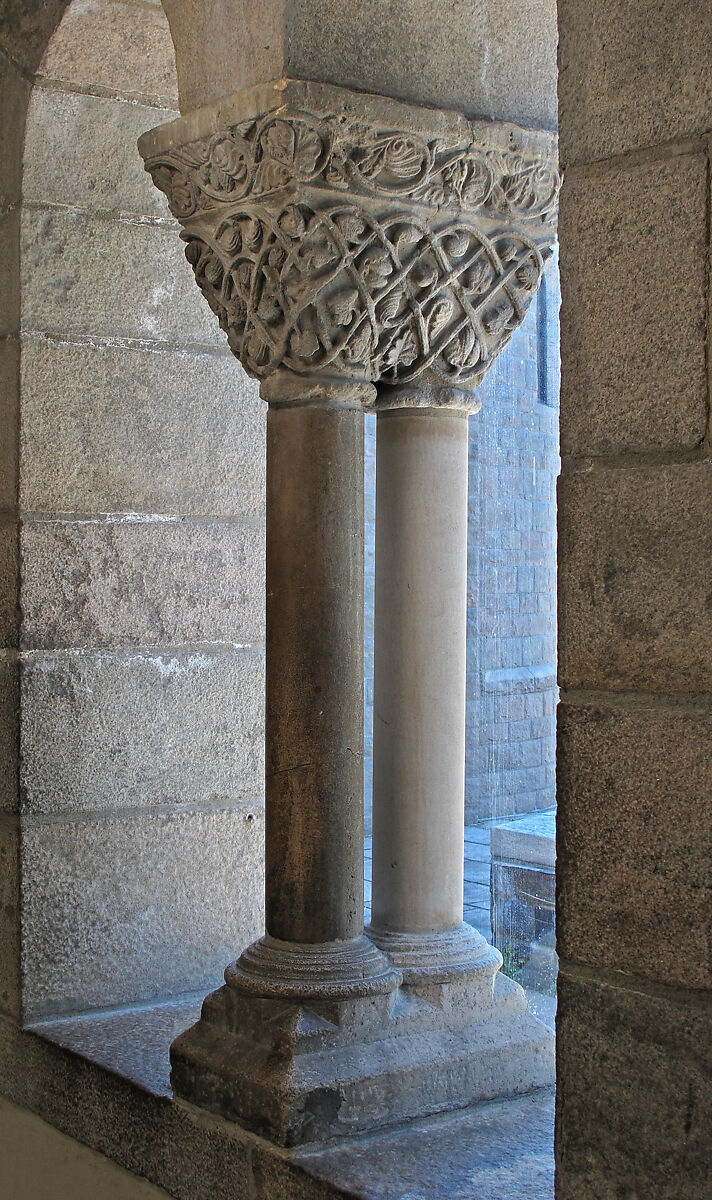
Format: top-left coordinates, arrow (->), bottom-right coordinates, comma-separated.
171,969 -> 554,1146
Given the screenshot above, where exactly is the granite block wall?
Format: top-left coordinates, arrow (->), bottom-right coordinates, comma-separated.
555,3 -> 712,1195
1,0 -> 267,1022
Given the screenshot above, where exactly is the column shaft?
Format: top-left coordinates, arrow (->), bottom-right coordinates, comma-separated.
371,408 -> 468,935
266,400 -> 364,945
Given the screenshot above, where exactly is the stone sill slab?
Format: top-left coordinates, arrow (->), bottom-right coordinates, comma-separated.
490,807 -> 557,869
0,997 -> 554,1199
483,664 -> 558,695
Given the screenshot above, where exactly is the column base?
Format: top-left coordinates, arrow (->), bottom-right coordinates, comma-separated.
367,920 -> 502,984
226,933 -> 402,1000
170,951 -> 554,1146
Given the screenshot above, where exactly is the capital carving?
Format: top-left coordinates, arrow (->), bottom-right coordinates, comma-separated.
140,80 -> 559,398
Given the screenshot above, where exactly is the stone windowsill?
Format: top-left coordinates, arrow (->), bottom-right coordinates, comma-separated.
0,997 -> 555,1199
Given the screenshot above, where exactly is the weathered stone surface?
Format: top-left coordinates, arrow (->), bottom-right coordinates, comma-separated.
556,970 -> 712,1199
32,994 -> 203,1097
171,970 -> 553,1146
0,51 -> 30,212
0,1095 -> 174,1200
164,0 -> 557,129
0,1008 -> 555,1200
19,518 -> 264,651
0,336 -> 18,511
558,462 -> 712,693
300,1086 -> 555,1200
558,0 -> 712,166
0,654 -> 18,813
21,805 -> 265,1019
0,1016 -> 341,1200
140,79 -> 558,391
559,153 -> 708,456
39,0 -> 178,105
556,2 -> 712,1197
0,816 -> 20,1017
19,337 -> 264,518
286,0 -> 558,130
557,699 -> 712,989
0,520 -> 18,648
20,647 -> 264,815
20,208 -> 222,346
0,210 -> 20,336
23,87 -> 178,217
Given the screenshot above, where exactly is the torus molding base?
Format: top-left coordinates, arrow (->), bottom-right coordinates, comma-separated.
367,921 -> 502,984
139,78 -> 559,401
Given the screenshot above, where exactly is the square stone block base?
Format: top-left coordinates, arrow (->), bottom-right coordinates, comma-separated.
170,972 -> 554,1146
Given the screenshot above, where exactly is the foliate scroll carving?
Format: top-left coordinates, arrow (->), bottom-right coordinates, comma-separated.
142,90 -> 559,391
147,110 -> 560,224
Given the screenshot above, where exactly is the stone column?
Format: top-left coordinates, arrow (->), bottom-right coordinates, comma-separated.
139,78 -> 559,1147
231,373 -> 399,997
264,385 -> 365,948
369,392 -> 495,981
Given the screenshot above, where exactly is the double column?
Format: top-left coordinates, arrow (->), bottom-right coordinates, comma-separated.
140,77 -> 558,1142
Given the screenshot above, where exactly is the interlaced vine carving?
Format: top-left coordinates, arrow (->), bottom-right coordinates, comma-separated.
144,98 -> 558,389
179,202 -> 547,385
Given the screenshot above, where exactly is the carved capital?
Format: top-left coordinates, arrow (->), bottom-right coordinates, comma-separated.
139,80 -> 559,399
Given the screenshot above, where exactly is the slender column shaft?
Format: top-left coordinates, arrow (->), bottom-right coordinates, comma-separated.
265,399 -> 364,944
371,407 -> 469,935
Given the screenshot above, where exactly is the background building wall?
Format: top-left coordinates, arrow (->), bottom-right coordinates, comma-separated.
464,253 -> 559,825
